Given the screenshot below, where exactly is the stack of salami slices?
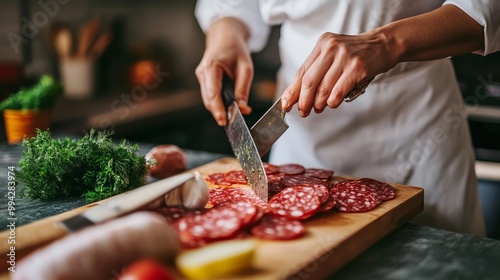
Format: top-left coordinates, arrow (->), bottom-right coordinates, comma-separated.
154,163 -> 397,248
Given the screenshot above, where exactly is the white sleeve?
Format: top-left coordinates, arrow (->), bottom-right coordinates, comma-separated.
195,0 -> 271,52
443,0 -> 500,55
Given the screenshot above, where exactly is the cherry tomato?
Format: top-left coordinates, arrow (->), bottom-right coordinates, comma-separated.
119,258 -> 175,280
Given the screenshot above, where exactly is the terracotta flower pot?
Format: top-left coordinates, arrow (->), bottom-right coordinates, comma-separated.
3,109 -> 51,144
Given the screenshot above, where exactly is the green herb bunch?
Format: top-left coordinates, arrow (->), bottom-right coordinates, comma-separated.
17,129 -> 148,203
0,75 -> 63,110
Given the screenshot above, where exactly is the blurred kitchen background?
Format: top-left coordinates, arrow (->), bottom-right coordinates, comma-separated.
0,0 -> 499,238
0,0 -> 281,152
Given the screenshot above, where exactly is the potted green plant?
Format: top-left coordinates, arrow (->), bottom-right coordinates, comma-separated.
0,75 -> 63,144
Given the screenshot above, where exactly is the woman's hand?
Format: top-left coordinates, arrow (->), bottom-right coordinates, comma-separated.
281,5 -> 484,118
195,18 -> 254,126
281,31 -> 398,117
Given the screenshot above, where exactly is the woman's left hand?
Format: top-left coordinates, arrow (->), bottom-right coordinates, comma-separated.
281,31 -> 398,117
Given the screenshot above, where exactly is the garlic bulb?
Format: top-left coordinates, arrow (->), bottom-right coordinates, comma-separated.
164,172 -> 209,209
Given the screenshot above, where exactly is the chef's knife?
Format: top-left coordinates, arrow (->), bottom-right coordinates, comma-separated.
221,76 -> 268,202
250,77 -> 375,156
58,172 -> 204,232
250,97 -> 288,157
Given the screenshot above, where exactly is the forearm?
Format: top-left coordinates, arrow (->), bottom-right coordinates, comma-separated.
375,4 -> 484,64
206,17 -> 250,48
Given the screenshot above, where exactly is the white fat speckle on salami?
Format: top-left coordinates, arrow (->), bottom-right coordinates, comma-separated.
250,214 -> 305,240
304,168 -> 334,181
224,170 -> 248,184
278,163 -> 306,175
268,186 -> 321,220
331,181 -> 382,212
355,178 -> 397,201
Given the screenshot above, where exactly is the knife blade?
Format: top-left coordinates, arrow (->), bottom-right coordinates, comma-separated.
221,76 -> 268,202
57,172 -> 203,232
250,97 -> 288,157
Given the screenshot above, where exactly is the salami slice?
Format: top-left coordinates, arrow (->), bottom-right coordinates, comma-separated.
318,195 -> 336,213
331,181 -> 382,213
174,204 -> 242,242
176,230 -> 207,248
278,163 -> 306,175
281,174 -> 327,188
263,163 -> 280,175
154,206 -> 200,224
216,200 -> 258,227
268,186 -> 321,220
311,184 -> 330,204
209,187 -> 269,211
304,168 -> 334,181
250,214 -> 305,240
268,181 -> 285,196
355,178 -> 396,201
205,172 -> 232,186
224,170 -> 248,184
267,172 -> 286,198
267,172 -> 285,183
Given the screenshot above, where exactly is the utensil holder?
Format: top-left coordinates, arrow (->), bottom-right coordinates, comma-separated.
59,58 -> 95,99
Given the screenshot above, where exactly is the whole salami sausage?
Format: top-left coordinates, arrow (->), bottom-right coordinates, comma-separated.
145,144 -> 187,179
13,212 -> 179,280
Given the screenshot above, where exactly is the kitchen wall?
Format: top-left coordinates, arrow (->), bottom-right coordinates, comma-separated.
1,0 -> 205,91
0,0 -> 280,92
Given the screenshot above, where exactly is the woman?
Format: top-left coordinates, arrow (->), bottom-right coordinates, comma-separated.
194,0 -> 500,236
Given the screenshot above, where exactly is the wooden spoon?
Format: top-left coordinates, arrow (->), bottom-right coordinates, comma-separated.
89,31 -> 112,58
54,28 -> 72,58
77,18 -> 100,58
44,22 -> 67,56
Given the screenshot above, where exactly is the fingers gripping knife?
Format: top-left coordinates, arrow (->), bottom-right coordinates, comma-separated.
250,77 -> 375,156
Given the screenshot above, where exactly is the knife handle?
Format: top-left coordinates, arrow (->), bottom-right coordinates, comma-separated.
221,75 -> 236,108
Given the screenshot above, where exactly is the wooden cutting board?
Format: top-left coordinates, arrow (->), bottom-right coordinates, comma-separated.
0,158 -> 423,280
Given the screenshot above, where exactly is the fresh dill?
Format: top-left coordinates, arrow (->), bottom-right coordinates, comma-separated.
17,129 -> 148,203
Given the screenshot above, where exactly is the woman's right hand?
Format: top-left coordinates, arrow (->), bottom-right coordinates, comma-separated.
195,18 -> 254,126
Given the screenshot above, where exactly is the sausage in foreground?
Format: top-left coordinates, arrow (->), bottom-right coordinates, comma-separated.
12,212 -> 179,280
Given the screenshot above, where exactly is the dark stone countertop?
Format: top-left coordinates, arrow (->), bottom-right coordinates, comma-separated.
1,141 -> 500,280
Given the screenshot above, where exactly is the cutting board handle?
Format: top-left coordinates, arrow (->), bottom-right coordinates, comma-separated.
1,222 -> 68,271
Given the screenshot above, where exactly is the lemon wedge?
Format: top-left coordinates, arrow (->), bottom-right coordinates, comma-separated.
176,239 -> 257,279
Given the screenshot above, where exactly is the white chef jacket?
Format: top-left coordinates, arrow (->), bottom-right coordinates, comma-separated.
196,0 -> 500,236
